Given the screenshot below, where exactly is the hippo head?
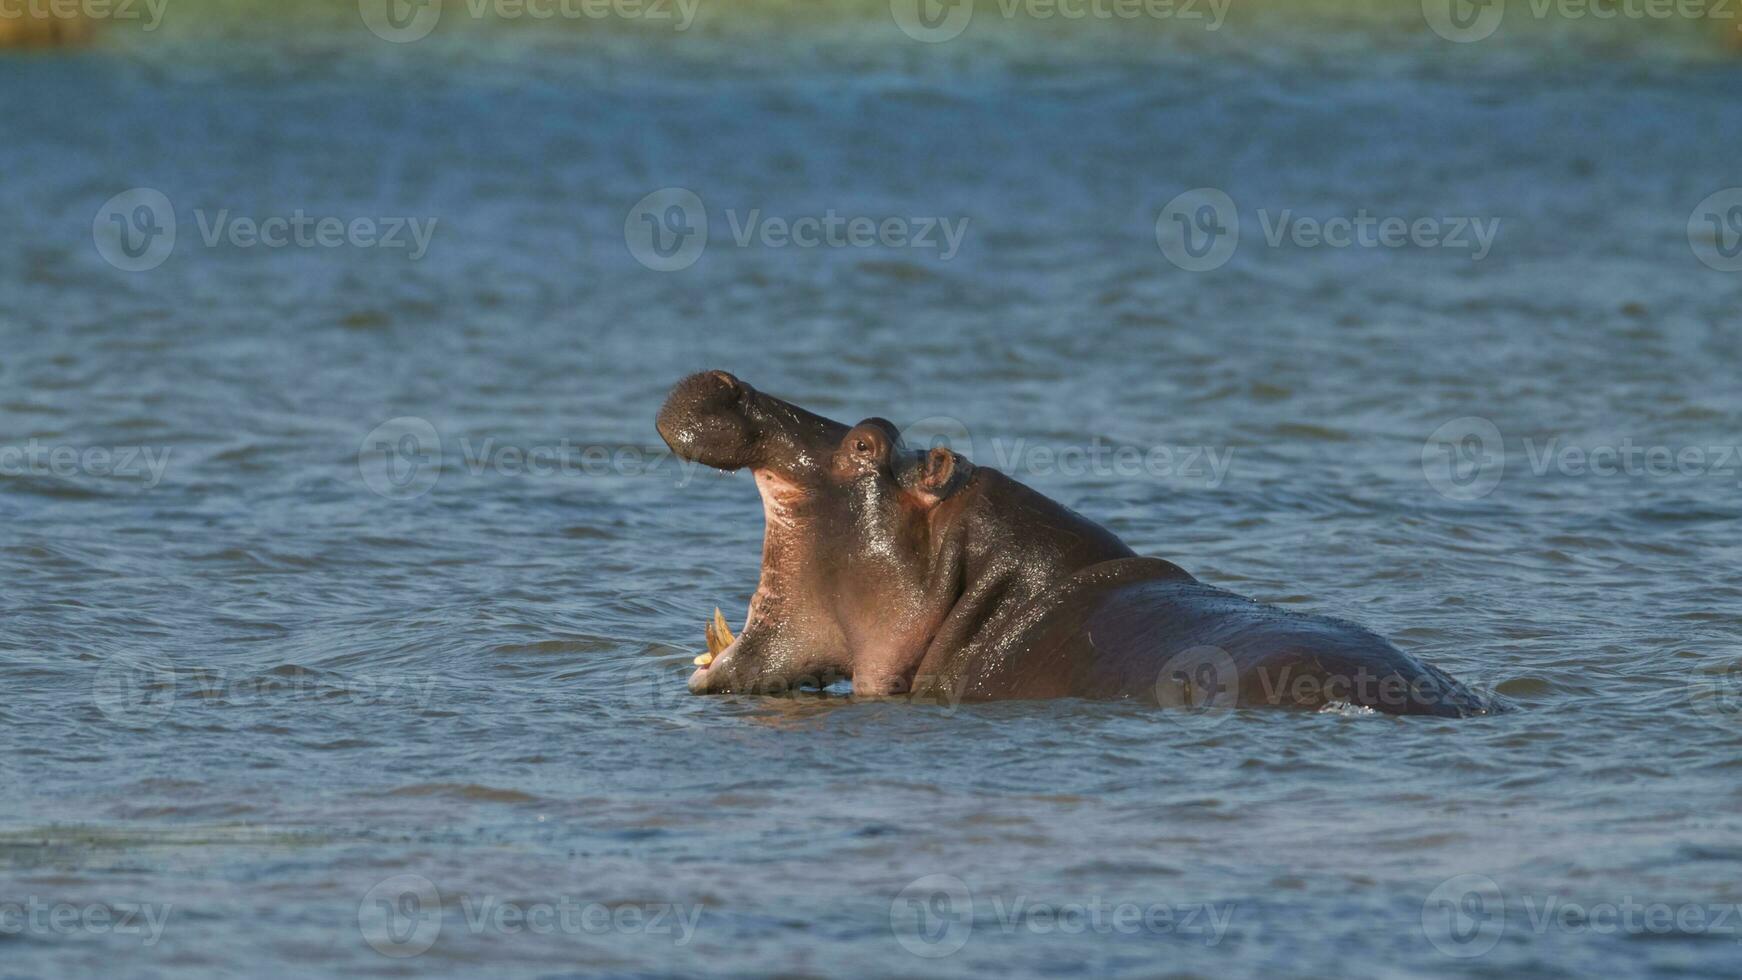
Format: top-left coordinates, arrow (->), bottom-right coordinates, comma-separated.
656,371 -> 978,697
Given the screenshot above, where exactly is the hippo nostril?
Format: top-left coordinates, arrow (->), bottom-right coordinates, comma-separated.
687,371 -> 744,413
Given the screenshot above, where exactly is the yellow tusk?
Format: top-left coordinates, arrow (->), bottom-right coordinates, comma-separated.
697,607 -> 736,667
706,607 -> 735,655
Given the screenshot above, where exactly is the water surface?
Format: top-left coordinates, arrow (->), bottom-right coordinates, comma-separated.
3,14 -> 1742,978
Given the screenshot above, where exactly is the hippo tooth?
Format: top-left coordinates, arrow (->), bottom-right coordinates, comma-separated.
707,608 -> 734,652
697,607 -> 735,666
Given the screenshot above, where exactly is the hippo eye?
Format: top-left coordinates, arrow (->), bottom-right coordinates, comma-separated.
843,422 -> 892,466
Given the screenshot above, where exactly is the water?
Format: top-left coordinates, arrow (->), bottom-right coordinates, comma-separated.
3,11 -> 1742,978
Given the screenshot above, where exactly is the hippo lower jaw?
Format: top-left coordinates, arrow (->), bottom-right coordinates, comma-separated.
687,598 -> 763,694
682,491 -> 854,697
683,465 -> 826,695
687,633 -> 733,693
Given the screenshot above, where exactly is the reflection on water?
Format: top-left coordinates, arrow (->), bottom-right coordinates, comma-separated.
3,13 -> 1742,979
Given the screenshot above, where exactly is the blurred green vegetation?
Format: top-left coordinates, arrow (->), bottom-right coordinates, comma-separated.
4,0 -> 1734,57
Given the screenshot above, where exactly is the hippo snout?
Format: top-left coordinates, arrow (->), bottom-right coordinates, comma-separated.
656,371 -> 758,471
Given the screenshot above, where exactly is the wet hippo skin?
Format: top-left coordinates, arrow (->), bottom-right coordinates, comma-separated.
658,371 -> 1492,717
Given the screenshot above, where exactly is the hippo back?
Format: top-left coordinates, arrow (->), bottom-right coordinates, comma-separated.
993,558 -> 1490,717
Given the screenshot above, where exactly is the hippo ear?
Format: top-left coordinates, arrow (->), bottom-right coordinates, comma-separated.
912,446 -> 970,506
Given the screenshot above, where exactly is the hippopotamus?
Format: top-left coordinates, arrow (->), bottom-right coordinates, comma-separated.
656,371 -> 1493,717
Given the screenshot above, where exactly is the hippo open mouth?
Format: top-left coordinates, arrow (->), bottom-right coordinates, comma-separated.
655,370 -> 974,697
656,370 -> 1493,715
655,370 -> 840,695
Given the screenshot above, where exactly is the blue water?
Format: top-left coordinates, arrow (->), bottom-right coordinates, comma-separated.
2,16 -> 1742,978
